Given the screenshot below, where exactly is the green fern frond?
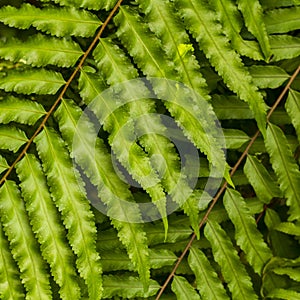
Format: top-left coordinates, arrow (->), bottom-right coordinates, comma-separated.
0,96 -> 46,125
188,246 -> 229,300
244,155 -> 282,204
34,127 -> 103,299
223,188 -> 272,274
0,69 -> 65,95
270,35 -> 300,61
249,65 -> 290,89
0,155 -> 9,174
275,222 -> 300,236
102,275 -> 160,299
0,34 -> 83,67
175,0 -> 268,136
54,98 -> 151,289
236,0 -> 271,60
265,123 -> 300,221
0,126 -> 28,152
39,0 -> 118,11
0,181 -> 52,299
0,4 -> 101,37
171,275 -> 201,300
264,6 -> 300,34
285,89 -> 300,142
210,0 -> 263,60
267,288 -> 300,299
94,37 -> 200,235
15,154 -> 82,299
136,0 -> 209,98
204,220 -> 258,300
0,223 -> 25,300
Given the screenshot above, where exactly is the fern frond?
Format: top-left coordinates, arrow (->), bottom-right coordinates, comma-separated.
267,288 -> 300,299
264,6 -> 300,34
0,126 -> 28,152
272,266 -> 300,281
236,0 -> 271,60
244,155 -> 282,203
223,188 -> 272,274
34,127 -> 103,299
0,155 -> 9,174
0,69 -> 65,95
171,275 -> 201,300
265,123 -> 300,221
223,129 -> 250,149
54,98 -> 151,289
210,0 -> 263,60
285,89 -> 300,142
79,68 -> 169,233
136,0 -> 209,97
15,154 -> 82,300
0,34 -> 83,67
0,96 -> 46,125
275,222 -> 300,236
204,220 -> 258,300
94,38 -> 200,235
0,223 -> 25,300
270,35 -> 300,61
249,65 -> 290,89
102,275 -> 160,299
101,249 -> 177,272
188,246 -> 229,300
114,6 -> 229,184
0,4 -> 101,37
175,0 -> 267,136
0,181 -> 52,299
39,0 -> 118,11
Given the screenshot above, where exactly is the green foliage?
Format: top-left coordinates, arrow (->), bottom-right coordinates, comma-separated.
0,0 -> 299,299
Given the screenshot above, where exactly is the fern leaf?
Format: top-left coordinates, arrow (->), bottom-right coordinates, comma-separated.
114,6 -> 229,185
0,126 -> 28,152
188,246 -> 229,300
272,267 -> 300,281
267,288 -> 300,299
171,275 -> 201,300
285,89 -> 300,142
101,249 -> 177,272
0,223 -> 25,300
223,188 -> 272,274
210,0 -> 263,60
0,4 -> 101,37
244,155 -> 282,203
15,154 -> 82,300
204,220 -> 258,300
175,0 -> 267,136
265,123 -> 300,221
223,129 -> 250,149
264,6 -> 300,34
0,69 -> 65,95
275,222 -> 300,236
0,181 -> 52,299
39,0 -> 118,11
79,68 -> 170,233
0,155 -> 9,174
0,34 -> 83,67
54,98 -> 151,289
236,0 -> 271,60
102,275 -> 160,299
270,35 -> 300,61
136,0 -> 209,97
249,65 -> 290,89
94,37 -> 200,234
0,96 -> 46,125
34,127 -> 103,299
